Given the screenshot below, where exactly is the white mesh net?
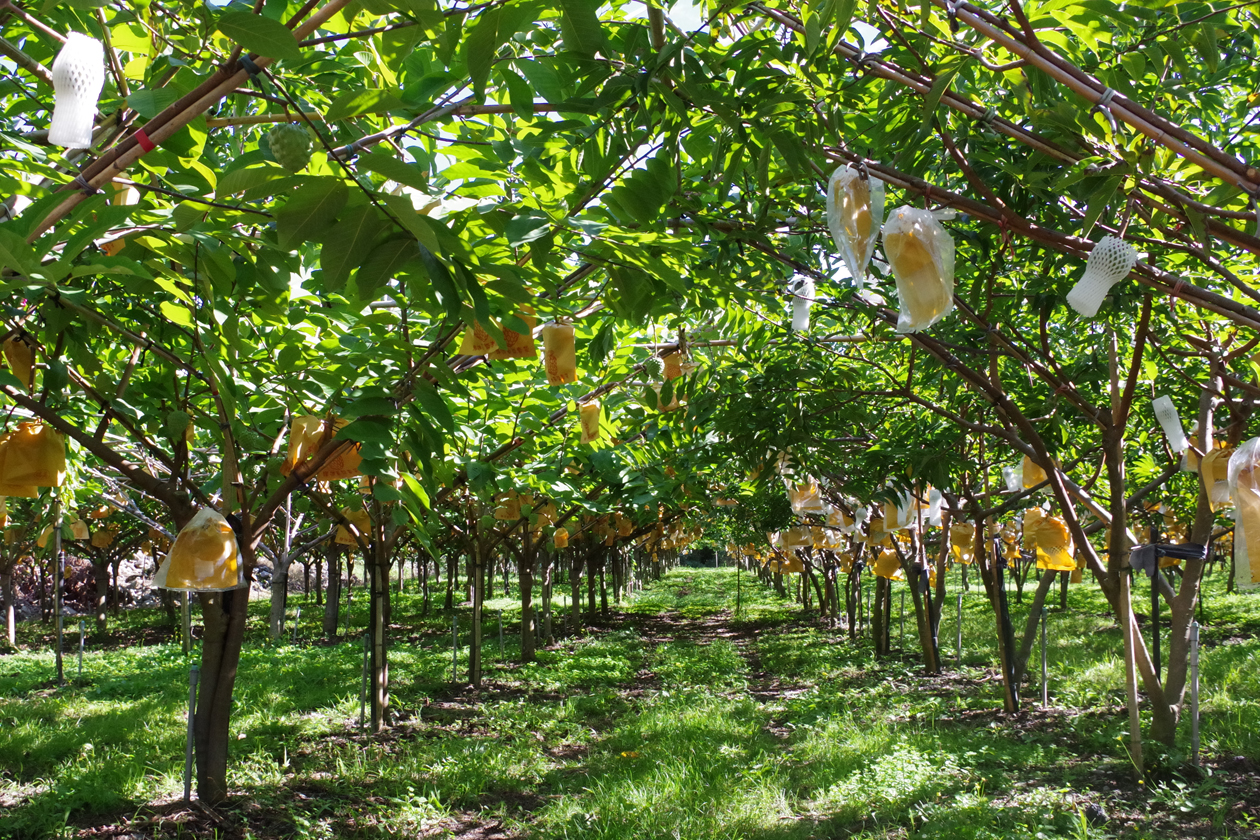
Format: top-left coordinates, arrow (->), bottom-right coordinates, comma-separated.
1003,465 -> 1021,494
1066,235 -> 1137,317
1152,395 -> 1189,453
826,165 -> 884,286
49,32 -> 105,149
791,278 -> 814,332
1230,438 -> 1260,588
881,206 -> 955,333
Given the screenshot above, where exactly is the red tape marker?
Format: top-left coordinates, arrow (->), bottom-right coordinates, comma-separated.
135,129 -> 156,153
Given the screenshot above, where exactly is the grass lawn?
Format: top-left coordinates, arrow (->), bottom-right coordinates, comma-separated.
1,566 -> 1257,839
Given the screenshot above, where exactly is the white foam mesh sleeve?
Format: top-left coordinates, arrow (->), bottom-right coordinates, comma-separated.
1152,395 -> 1189,453
1066,235 -> 1138,317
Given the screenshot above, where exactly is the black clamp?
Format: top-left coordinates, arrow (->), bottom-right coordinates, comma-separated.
238,55 -> 271,93
1090,87 -> 1119,134
1129,542 -> 1206,579
73,174 -> 98,195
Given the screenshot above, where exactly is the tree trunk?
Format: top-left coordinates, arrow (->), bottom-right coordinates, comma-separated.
2,564 -> 15,648
368,542 -> 389,731
322,546 -> 341,638
977,519 -> 1020,712
1012,567 -> 1058,685
586,551 -> 598,621
873,576 -> 889,656
599,553 -> 608,619
569,549 -> 582,633
93,560 -> 108,635
541,547 -> 554,642
521,538 -> 535,664
268,554 -> 291,641
470,538 -> 484,687
194,586 -> 250,804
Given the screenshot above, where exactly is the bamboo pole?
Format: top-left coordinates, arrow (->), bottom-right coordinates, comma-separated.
206,112 -> 324,127
26,0 -> 356,241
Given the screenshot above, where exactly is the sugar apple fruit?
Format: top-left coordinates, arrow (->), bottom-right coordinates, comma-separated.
266,123 -> 313,173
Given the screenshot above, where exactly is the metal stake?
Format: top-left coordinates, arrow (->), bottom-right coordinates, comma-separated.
956,591 -> 963,662
1190,621 -> 1201,766
185,666 -> 199,802
451,613 -> 459,683
181,592 -> 191,655
78,619 -> 85,679
898,590 -> 905,650
54,507 -> 64,687
498,609 -> 504,659
1151,568 -> 1162,680
292,606 -> 301,645
359,633 -> 369,730
1040,606 -> 1048,706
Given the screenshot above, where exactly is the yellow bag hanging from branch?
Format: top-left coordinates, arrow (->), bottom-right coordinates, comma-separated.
950,523 -> 975,565
871,549 -> 905,580
70,519 -> 89,541
579,400 -> 601,444
457,319 -> 500,356
154,508 -> 244,591
542,321 -> 578,385
2,335 -> 35,391
1022,455 -> 1049,489
1227,438 -> 1260,588
494,490 -> 521,521
1024,508 -> 1075,571
787,479 -> 825,514
490,307 -> 537,360
335,507 -> 372,546
881,206 -> 956,334
280,415 -> 362,481
826,164 -> 884,286
553,527 -> 569,548
663,351 -> 684,381
864,516 -> 892,547
1199,447 -> 1235,510
647,383 -> 681,413
91,527 -> 117,548
460,308 -> 538,358
0,422 -> 67,495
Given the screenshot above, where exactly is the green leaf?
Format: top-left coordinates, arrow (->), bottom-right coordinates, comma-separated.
353,237 -> 419,299
325,89 -> 407,121
126,88 -> 181,119
463,3 -> 538,100
216,11 -> 302,60
557,0 -> 606,57
358,149 -> 429,191
1081,174 -> 1122,238
417,241 -> 462,319
159,300 -> 193,326
216,164 -> 288,197
275,178 -> 348,250
0,227 -> 38,276
414,380 -> 455,433
319,204 -> 379,292
380,194 -> 440,253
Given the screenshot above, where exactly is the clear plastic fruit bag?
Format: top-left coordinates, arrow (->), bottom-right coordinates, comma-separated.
826,164 -> 884,286
881,206 -> 956,333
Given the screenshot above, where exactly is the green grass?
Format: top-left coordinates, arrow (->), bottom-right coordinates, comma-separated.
0,566 -> 1257,839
